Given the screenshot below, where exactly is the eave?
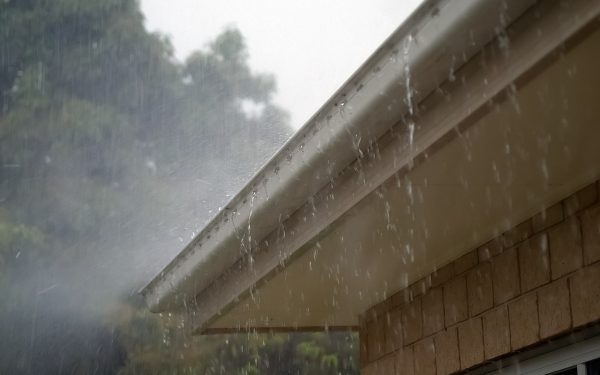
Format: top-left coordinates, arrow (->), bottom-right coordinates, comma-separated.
142,0 -> 600,334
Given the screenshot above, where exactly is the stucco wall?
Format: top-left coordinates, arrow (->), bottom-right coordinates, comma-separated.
360,180 -> 600,374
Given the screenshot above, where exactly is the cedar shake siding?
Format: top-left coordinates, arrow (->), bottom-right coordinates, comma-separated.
361,181 -> 600,374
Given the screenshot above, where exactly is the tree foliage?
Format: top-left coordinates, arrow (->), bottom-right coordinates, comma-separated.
0,0 -> 358,374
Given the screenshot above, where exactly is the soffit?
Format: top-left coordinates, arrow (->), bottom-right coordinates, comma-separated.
206,26 -> 600,331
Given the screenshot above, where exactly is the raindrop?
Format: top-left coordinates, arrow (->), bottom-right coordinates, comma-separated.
403,34 -> 414,115
408,120 -> 415,148
448,68 -> 456,82
541,160 -> 549,180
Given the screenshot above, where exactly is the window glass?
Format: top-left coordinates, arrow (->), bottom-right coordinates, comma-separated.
551,367 -> 578,375
587,358 -> 600,375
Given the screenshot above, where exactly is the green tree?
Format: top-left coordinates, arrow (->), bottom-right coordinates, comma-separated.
0,0 -> 357,374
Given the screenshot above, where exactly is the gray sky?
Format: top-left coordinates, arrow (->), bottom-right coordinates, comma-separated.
140,0 -> 422,129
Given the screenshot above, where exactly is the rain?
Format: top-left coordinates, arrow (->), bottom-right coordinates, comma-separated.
2,0 -> 600,374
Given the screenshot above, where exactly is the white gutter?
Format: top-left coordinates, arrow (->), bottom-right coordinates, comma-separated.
142,0 -> 536,313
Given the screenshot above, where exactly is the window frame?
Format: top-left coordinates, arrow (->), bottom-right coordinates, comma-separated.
489,335 -> 600,375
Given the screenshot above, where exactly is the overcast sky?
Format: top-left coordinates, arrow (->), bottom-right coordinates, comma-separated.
140,0 -> 422,129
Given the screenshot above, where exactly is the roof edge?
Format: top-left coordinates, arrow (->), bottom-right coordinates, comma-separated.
142,0 -> 537,312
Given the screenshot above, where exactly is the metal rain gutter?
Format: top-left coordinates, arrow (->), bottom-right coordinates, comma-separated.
141,0 -> 536,313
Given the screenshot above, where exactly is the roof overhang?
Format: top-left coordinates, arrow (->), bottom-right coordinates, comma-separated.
142,0 -> 600,334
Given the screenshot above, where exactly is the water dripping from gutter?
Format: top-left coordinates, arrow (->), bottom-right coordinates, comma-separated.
404,34 -> 414,116
247,190 -> 258,268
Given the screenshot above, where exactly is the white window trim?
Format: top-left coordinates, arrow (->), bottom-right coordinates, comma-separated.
490,335 -> 600,375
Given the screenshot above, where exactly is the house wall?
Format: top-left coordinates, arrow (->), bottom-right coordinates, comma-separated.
359,179 -> 600,374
